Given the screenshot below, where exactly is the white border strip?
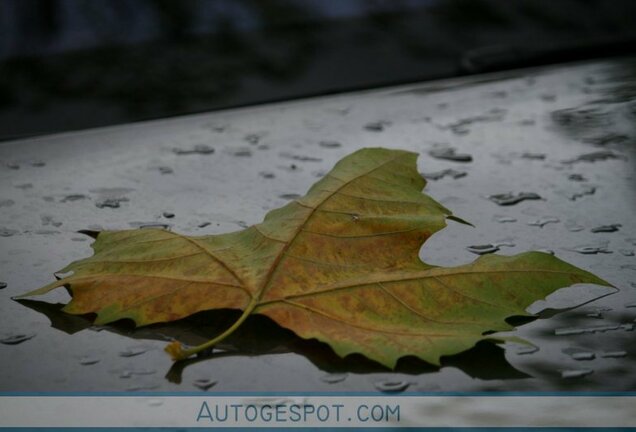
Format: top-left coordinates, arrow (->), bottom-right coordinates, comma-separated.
0,396 -> 634,428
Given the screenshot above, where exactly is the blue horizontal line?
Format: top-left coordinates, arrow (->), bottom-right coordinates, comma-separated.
0,391 -> 635,397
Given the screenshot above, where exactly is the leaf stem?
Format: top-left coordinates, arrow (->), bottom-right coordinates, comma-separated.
165,299 -> 257,361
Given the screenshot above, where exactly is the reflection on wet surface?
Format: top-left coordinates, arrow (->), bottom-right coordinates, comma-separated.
0,57 -> 635,392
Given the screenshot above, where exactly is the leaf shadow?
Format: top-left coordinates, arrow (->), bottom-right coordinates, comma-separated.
18,299 -> 530,384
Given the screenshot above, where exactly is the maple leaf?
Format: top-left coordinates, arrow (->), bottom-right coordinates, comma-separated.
18,148 -> 611,368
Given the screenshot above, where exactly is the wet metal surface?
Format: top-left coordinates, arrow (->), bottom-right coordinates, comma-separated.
0,57 -> 635,393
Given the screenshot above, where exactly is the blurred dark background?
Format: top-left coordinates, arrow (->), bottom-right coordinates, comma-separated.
1,0 -> 635,140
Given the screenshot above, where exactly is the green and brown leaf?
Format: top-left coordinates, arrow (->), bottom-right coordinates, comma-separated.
19,148 -> 611,367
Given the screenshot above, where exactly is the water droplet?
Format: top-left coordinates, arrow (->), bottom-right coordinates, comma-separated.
528,216 -> 560,228
162,212 -> 175,219
61,194 -> 88,202
128,222 -> 170,230
521,152 -> 546,160
561,369 -> 593,379
541,94 -> 556,102
126,384 -> 159,392
95,197 -> 128,209
0,199 -> 15,208
494,215 -> 517,223
279,194 -> 300,200
600,351 -> 626,358
591,224 -> 621,233
488,192 -> 541,206
119,368 -> 156,378
0,281 -> 6,289
1,227 -> 19,237
422,169 -> 467,181
582,133 -> 629,146
565,222 -> 585,232
568,174 -> 586,182
193,378 -> 217,391
158,166 -> 173,175
119,346 -> 147,357
319,140 -> 342,149
562,151 -> 626,164
1,333 -> 35,345
259,172 -> 275,179
320,373 -> 348,384
79,356 -> 100,366
244,134 -> 263,145
621,323 -> 634,331
428,147 -> 473,163
571,352 -> 595,361
619,249 -> 634,256
15,183 -> 33,190
466,244 -> 499,255
536,249 -> 555,255
173,145 -> 215,155
232,148 -> 252,157
146,398 -> 164,407
364,121 -> 390,132
6,162 -> 20,169
280,153 -> 322,162
351,214 -> 360,221
555,324 -> 620,336
625,238 -> 636,246
198,222 -> 211,228
586,312 -> 603,319
374,380 -> 410,393
569,241 -> 611,255
625,302 -> 636,309
515,346 -> 539,355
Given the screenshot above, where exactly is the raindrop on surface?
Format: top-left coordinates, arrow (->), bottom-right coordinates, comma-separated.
158,166 -> 173,175
0,199 -> 15,208
555,324 -> 620,336
590,224 -> 621,233
422,169 -> 467,181
279,194 -> 301,200
15,183 -> 33,190
6,162 -> 20,169
562,151 -> 626,164
259,172 -> 275,179
172,145 -> 215,155
527,216 -> 560,228
428,147 -> 473,163
320,373 -> 348,384
232,148 -> 252,157
561,369 -> 593,379
95,197 -> 128,209
619,249 -> 634,256
374,380 -> 410,393
536,249 -> 555,255
1,333 -> 35,345
60,194 -> 88,203
79,356 -> 101,366
119,368 -> 156,378
126,384 -> 160,392
515,346 -> 539,355
193,379 -> 217,391
570,352 -> 596,361
162,212 -> 175,219
136,223 -> 170,230
364,121 -> 390,132
569,242 -> 611,255
567,174 -> 586,182
0,281 -> 7,290
625,302 -> 636,309
119,346 -> 147,357
488,192 -> 541,206
565,222 -> 585,232
600,351 -> 627,358
586,312 -> 603,319
494,215 -> 517,223
319,140 -> 342,149
466,244 -> 499,255
198,222 -> 211,228
520,152 -> 546,160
